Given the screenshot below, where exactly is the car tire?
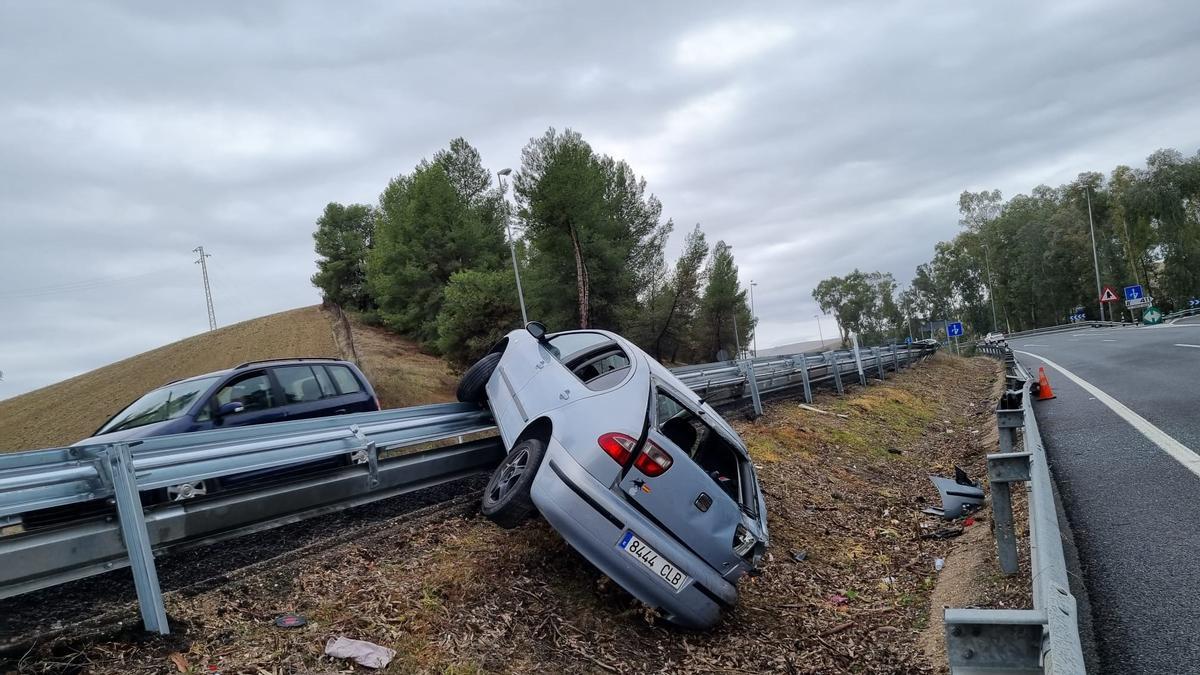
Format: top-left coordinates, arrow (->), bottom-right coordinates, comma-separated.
481,437 -> 545,529
456,352 -> 502,403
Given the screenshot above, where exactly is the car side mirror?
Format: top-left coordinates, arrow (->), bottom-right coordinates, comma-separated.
526,321 -> 548,342
217,401 -> 245,417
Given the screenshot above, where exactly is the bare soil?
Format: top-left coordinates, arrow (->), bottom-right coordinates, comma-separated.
6,353 -> 1021,674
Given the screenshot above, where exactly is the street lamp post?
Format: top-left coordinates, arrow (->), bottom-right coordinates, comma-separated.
1084,185 -> 1105,322
496,168 -> 529,325
980,241 -> 999,333
814,314 -> 825,348
749,280 -> 758,357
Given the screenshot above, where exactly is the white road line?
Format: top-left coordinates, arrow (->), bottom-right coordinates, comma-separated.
1175,344 -> 1200,349
1016,350 -> 1200,479
1102,339 -> 1117,342
1021,344 -> 1049,347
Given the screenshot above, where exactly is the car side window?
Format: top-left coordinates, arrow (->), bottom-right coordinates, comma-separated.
274,366 -> 327,403
327,365 -> 362,394
211,372 -> 276,414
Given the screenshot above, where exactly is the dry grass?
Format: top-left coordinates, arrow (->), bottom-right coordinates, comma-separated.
0,306 -> 458,452
346,316 -> 457,408
0,306 -> 342,452
17,353 -> 1024,674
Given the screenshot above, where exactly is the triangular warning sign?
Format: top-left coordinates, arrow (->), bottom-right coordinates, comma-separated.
1100,286 -> 1119,302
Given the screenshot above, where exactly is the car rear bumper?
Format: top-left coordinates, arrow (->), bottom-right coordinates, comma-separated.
529,436 -> 738,629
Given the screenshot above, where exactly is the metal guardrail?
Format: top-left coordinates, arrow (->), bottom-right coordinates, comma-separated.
0,340 -> 937,636
943,346 -> 1085,674
1003,321 -> 1125,340
1161,307 -> 1200,319
674,342 -> 937,415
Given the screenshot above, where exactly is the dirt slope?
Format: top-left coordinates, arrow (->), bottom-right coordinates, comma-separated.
0,306 -> 456,452
22,353 -> 1014,674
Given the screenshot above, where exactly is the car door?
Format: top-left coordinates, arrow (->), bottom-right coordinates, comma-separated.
191,370 -> 287,431
617,383 -> 746,572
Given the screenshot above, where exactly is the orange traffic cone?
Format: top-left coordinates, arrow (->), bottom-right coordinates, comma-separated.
1035,367 -> 1056,400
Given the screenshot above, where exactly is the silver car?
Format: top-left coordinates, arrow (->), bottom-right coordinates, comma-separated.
456,322 -> 769,629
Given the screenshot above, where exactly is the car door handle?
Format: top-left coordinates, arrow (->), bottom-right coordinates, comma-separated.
335,409 -> 347,414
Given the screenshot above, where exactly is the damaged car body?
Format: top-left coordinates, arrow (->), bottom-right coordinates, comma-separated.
457,322 -> 769,629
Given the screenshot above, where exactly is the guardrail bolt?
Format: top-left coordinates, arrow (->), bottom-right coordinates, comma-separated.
963,649 -> 975,660
951,626 -> 962,637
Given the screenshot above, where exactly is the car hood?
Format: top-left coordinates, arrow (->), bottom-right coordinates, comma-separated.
72,420 -> 176,446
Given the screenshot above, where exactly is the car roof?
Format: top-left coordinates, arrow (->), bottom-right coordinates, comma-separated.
159,357 -> 350,388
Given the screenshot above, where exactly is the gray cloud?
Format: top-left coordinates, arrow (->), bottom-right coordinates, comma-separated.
2,0 -> 1198,399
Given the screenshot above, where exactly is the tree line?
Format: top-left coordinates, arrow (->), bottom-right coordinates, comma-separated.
813,148 -> 1200,345
311,130 -> 754,366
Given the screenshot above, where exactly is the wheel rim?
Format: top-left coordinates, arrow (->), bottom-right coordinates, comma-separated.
167,480 -> 208,501
488,448 -> 529,503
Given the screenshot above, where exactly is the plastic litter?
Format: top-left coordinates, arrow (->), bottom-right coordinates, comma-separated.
934,557 -> 945,572
324,636 -> 396,669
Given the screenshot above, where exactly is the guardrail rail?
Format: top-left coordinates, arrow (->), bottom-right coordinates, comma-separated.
944,345 -> 1086,674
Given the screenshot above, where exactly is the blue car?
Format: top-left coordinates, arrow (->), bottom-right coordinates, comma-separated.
73,357 -> 379,501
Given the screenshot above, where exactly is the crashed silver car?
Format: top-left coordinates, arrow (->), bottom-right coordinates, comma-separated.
456,322 -> 769,629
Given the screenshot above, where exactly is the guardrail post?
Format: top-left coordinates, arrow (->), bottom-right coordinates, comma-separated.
892,345 -> 901,372
798,355 -> 813,403
825,352 -> 844,395
851,334 -> 867,386
873,347 -> 885,380
986,452 -> 1031,575
104,443 -> 169,634
742,360 -> 764,418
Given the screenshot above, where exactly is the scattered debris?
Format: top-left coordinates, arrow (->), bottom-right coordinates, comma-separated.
963,516 -> 976,527
827,593 -> 849,606
273,613 -> 307,628
167,652 -> 189,673
924,465 -> 984,519
324,637 -> 396,669
789,549 -> 808,562
799,403 -> 849,418
920,525 -> 964,540
934,557 -> 946,572
887,447 -> 903,455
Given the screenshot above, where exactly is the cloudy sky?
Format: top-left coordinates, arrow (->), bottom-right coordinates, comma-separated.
1,1 -> 1198,399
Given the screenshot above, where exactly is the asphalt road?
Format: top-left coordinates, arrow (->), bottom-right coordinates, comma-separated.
1012,315 -> 1200,675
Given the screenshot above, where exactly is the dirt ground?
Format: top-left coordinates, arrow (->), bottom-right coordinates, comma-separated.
7,352 -> 1028,674
0,306 -> 456,452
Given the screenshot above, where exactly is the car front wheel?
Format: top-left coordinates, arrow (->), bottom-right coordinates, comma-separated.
481,437 -> 545,528
456,352 -> 502,404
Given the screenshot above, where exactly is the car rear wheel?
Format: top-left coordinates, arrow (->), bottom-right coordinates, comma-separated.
481,437 -> 544,528
456,352 -> 502,403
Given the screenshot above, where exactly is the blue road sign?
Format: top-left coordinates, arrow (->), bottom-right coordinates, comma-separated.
905,336 -> 912,344
1124,284 -> 1144,301
1190,298 -> 1200,308
947,322 -> 963,337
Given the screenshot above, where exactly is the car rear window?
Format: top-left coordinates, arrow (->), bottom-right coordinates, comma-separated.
275,366 -> 327,403
327,365 -> 362,394
655,388 -> 748,507
546,332 -> 631,391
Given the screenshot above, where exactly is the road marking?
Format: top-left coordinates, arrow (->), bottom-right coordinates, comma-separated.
1102,339 -> 1117,342
1021,344 -> 1049,347
1017,350 -> 1200,479
1175,344 -> 1200,349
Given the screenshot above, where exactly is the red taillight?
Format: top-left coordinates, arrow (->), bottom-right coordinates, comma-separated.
634,442 -> 673,477
597,432 -> 673,477
598,432 -> 636,464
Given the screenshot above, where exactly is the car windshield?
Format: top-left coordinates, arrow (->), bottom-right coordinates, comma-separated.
97,376 -> 220,434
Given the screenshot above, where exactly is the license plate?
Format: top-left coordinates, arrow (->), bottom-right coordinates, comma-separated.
618,531 -> 689,592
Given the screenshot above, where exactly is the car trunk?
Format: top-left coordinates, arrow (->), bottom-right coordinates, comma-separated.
615,382 -> 758,575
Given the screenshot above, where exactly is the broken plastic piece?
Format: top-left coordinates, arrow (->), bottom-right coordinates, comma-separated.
926,469 -> 984,519
325,637 -> 396,669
